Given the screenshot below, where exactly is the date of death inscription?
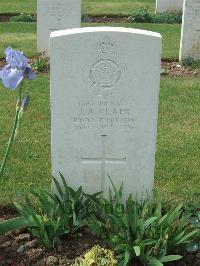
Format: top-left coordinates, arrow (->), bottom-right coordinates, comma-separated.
73,101 -> 135,130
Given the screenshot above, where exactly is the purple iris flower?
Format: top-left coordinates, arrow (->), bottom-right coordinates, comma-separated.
0,47 -> 36,90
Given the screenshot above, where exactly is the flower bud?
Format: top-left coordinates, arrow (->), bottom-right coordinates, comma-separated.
21,95 -> 30,112
16,98 -> 22,111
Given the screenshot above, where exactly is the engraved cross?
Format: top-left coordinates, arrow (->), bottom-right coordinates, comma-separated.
81,135 -> 126,191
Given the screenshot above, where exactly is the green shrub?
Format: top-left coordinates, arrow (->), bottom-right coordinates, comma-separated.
183,203 -> 200,253
181,57 -> 200,69
73,245 -> 117,266
10,13 -> 36,23
130,8 -> 152,23
32,53 -> 49,72
152,13 -> 182,24
86,179 -> 199,266
130,9 -> 182,24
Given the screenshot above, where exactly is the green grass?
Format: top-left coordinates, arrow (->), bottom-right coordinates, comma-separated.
155,77 -> 200,203
0,22 -> 181,59
0,76 -> 199,206
0,4 -> 198,206
0,23 -> 36,58
0,0 -> 36,14
0,0 -> 155,15
83,0 -> 155,16
0,76 -> 51,206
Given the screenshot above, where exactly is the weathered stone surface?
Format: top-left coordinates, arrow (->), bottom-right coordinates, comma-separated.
156,0 -> 184,13
180,0 -> 200,60
37,0 -> 81,55
50,27 -> 162,200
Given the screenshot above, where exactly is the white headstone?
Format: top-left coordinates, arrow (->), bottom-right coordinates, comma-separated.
50,27 -> 162,200
156,0 -> 184,13
37,0 -> 81,55
180,0 -> 200,61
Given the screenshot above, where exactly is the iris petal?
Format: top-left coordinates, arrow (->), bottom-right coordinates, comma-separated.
0,47 -> 36,89
0,66 -> 24,90
5,47 -> 29,70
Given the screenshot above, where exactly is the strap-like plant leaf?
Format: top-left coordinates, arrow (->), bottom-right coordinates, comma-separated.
143,217 -> 158,231
52,176 -> 64,199
154,191 -> 162,219
83,192 -> 102,207
160,255 -> 182,263
176,229 -> 199,245
159,213 -> 168,225
13,201 -> 28,217
43,190 -> 63,211
145,256 -> 163,266
123,247 -> 130,266
142,239 -> 157,246
107,174 -> 123,204
0,216 -> 35,234
169,230 -> 186,245
30,189 -> 54,217
59,172 -> 70,200
166,204 -> 183,225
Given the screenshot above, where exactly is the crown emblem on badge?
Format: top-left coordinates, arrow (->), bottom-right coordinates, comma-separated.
97,37 -> 115,54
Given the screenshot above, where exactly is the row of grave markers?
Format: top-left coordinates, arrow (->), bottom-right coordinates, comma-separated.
37,0 -> 199,199
37,0 -> 200,61
156,0 -> 200,61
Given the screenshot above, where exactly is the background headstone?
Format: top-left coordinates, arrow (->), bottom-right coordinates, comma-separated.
50,27 -> 162,200
156,0 -> 184,13
37,0 -> 81,55
180,0 -> 200,61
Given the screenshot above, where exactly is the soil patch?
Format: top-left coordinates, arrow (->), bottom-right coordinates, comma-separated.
0,15 -> 11,22
0,14 -> 130,23
0,59 -> 199,77
0,211 -> 199,265
0,227 -> 199,266
162,61 -> 200,77
83,15 -> 130,23
0,227 -> 105,265
0,206 -> 17,223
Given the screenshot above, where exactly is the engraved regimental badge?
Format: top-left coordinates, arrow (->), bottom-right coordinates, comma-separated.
84,36 -> 127,98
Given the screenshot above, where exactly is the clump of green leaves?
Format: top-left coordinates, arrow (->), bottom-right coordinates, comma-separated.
130,8 -> 152,23
183,203 -> 200,253
74,245 -> 117,266
32,53 -> 49,72
86,179 -> 199,265
152,12 -> 182,24
181,57 -> 200,69
129,9 -> 182,24
10,13 -> 36,23
0,173 -> 97,249
0,176 -> 199,263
